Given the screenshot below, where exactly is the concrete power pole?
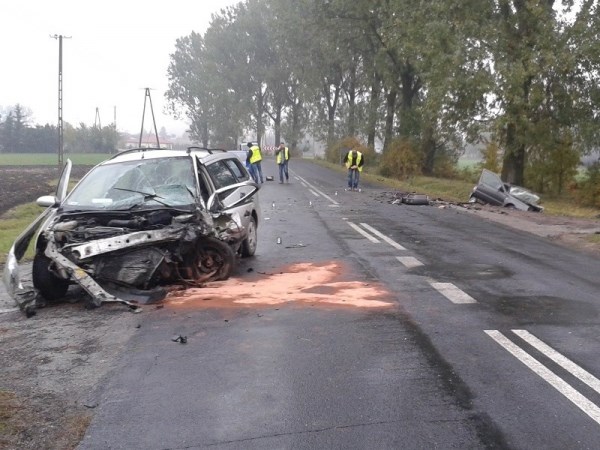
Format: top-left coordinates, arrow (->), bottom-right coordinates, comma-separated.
51,34 -> 71,167
138,88 -> 160,148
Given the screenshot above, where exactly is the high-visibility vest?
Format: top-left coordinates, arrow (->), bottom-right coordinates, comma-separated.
249,145 -> 262,164
345,150 -> 363,172
276,147 -> 289,164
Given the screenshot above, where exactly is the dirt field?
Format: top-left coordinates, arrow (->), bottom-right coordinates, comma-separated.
0,165 -> 92,215
0,166 -> 599,449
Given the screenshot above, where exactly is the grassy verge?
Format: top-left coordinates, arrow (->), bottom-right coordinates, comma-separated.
0,203 -> 46,265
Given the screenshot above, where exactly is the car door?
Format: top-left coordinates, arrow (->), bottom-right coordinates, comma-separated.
476,169 -> 508,206
203,158 -> 259,228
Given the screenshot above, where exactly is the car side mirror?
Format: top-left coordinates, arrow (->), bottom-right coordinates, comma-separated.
37,195 -> 59,207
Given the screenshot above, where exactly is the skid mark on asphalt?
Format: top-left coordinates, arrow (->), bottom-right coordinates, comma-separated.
168,261 -> 394,309
486,329 -> 600,426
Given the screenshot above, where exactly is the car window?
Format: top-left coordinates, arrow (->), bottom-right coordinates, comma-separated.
206,160 -> 239,189
224,158 -> 249,181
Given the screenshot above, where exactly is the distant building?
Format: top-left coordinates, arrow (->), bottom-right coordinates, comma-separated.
122,134 -> 173,150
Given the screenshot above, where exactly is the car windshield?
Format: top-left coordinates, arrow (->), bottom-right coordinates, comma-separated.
64,156 -> 197,210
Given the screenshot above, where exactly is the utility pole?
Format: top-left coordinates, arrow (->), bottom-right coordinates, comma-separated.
51,34 -> 71,167
138,88 -> 160,148
94,107 -> 101,128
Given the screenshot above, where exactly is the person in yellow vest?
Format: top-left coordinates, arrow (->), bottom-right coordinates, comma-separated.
344,147 -> 364,192
275,142 -> 290,183
246,142 -> 264,183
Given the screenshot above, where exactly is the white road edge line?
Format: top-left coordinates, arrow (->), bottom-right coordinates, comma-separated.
396,256 -> 423,268
359,223 -> 407,250
347,221 -> 380,243
295,175 -> 339,205
512,329 -> 600,395
430,282 -> 477,304
485,330 -> 600,426
309,189 -> 320,197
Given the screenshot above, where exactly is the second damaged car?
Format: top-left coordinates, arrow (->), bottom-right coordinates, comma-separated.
469,169 -> 544,212
3,147 -> 260,313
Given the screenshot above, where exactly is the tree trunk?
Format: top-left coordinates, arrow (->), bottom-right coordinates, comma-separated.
421,124 -> 436,175
367,73 -> 381,150
501,122 -> 525,185
347,65 -> 357,137
383,87 -> 397,153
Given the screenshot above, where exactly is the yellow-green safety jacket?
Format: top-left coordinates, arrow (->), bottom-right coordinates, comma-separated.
249,145 -> 262,164
345,150 -> 363,172
276,147 -> 289,164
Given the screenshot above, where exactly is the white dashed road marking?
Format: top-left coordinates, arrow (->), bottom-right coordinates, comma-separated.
430,282 -> 477,304
512,329 -> 600,394
295,174 -> 339,205
486,330 -> 600,426
396,256 -> 423,268
359,223 -> 407,250
347,222 -> 380,243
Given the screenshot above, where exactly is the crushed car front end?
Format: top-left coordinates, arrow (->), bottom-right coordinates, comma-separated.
3,150 -> 259,314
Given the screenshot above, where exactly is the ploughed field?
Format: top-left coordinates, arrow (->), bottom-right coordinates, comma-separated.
0,165 -> 92,215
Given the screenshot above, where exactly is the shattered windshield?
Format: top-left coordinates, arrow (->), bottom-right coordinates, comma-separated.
64,156 -> 197,210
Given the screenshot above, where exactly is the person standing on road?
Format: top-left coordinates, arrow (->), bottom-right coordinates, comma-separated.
344,147 -> 364,191
247,142 -> 264,183
275,142 -> 290,183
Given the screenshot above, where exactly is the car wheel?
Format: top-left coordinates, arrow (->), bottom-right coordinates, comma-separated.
469,195 -> 482,204
32,253 -> 69,301
240,216 -> 257,257
195,237 -> 235,281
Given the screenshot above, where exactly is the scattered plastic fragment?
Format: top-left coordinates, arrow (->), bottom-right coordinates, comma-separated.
171,335 -> 187,344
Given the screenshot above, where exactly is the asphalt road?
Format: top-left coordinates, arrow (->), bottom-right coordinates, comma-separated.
71,158 -> 600,449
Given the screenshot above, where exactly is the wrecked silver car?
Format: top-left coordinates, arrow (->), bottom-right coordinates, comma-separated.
3,147 -> 260,314
469,169 -> 544,212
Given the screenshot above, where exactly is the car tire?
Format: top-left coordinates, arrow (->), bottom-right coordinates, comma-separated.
240,216 -> 257,257
32,253 -> 69,301
195,237 -> 235,281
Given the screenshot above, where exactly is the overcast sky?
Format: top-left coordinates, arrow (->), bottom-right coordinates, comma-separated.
1,0 -> 241,136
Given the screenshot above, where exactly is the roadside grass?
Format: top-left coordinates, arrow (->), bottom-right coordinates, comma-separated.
0,203 -> 45,265
0,153 -> 109,166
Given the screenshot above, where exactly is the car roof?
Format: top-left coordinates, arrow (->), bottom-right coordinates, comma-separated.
103,147 -> 240,165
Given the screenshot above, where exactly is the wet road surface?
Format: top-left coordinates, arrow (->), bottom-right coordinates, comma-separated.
64,158 -> 600,449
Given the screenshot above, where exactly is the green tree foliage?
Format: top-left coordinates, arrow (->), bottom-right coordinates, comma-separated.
0,105 -> 119,154
379,138 -> 422,180
157,0 -> 597,200
572,162 -> 600,208
479,142 -> 502,173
